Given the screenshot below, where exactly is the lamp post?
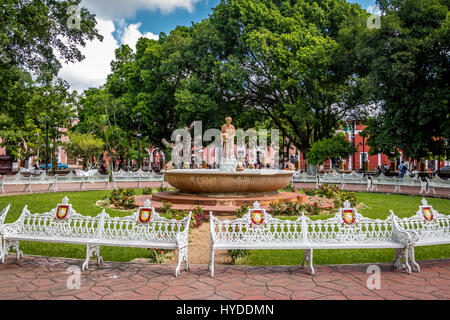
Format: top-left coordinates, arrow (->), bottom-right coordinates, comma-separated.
45,116 -> 50,174
136,112 -> 142,170
352,120 -> 356,171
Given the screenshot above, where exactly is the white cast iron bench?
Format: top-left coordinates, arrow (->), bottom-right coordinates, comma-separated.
83,171 -> 110,189
396,175 -> 427,194
392,198 -> 450,272
1,172 -> 55,193
54,172 -> 86,190
112,169 -> 164,188
370,173 -> 399,192
0,204 -> 11,256
340,171 -> 369,190
209,201 -> 415,277
0,198 -> 191,277
426,176 -> 450,196
292,172 -> 318,187
89,198 -> 191,276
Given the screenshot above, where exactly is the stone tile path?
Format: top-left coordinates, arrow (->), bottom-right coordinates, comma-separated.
0,255 -> 448,300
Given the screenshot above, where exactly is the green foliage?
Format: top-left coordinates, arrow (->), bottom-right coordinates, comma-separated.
304,202 -> 320,215
109,188 -> 135,208
235,203 -> 251,218
345,0 -> 450,159
268,201 -> 304,216
306,134 -> 356,165
147,249 -> 171,263
191,206 -> 209,228
142,187 -> 153,195
65,132 -> 104,169
316,184 -> 340,199
228,249 -> 251,264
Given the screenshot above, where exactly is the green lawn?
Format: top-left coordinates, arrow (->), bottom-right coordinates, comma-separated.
0,191 -> 449,265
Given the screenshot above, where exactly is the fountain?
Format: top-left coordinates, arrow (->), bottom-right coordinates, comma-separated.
151,118 -> 299,214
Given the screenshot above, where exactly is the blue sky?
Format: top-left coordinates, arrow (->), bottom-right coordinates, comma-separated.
61,0 -> 375,91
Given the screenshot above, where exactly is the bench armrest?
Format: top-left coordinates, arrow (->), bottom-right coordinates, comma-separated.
209,211 -> 216,245
176,211 -> 192,247
0,205 -> 29,236
390,211 -> 413,246
0,204 -> 10,227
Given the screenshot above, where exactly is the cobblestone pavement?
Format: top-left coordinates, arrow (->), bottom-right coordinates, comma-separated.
0,255 -> 448,300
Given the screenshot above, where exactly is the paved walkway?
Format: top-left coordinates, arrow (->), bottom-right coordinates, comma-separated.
0,255 -> 448,300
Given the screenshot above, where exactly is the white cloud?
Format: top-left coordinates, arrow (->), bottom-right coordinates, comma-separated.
82,0 -> 202,20
121,23 -> 159,49
59,18 -> 119,92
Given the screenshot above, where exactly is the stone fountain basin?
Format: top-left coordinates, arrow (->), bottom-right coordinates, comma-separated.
162,169 -> 295,194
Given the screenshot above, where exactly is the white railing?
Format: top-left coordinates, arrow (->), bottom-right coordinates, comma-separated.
111,169 -> 164,188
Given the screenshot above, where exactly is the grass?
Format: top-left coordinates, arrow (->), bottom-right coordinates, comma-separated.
239,192 -> 450,266
0,190 -> 449,266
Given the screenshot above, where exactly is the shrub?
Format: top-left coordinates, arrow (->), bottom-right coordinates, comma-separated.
284,201 -> 304,216
317,184 -> 339,198
191,206 -> 209,228
268,201 -> 284,216
142,187 -> 153,195
304,202 -> 320,215
235,203 -> 251,218
228,249 -> 250,264
334,191 -> 357,208
268,201 -> 304,216
147,248 -> 171,263
109,188 -> 135,208
303,188 -> 316,196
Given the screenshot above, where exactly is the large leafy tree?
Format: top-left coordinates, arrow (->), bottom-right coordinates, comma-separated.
208,0 -> 367,155
0,0 -> 102,158
349,0 -> 450,160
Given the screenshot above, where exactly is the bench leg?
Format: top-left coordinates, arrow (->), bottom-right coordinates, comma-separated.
408,246 -> 420,272
1,240 -> 22,263
209,248 -> 215,277
302,249 -> 315,275
1,184 -> 4,193
82,245 -> 102,271
392,248 -> 411,274
175,245 -> 189,277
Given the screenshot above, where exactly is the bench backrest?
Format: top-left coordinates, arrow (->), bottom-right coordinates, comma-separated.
101,199 -> 191,242
210,201 -> 305,245
2,197 -> 102,239
304,201 -> 398,244
55,172 -> 84,182
394,198 -> 450,240
292,171 -> 317,182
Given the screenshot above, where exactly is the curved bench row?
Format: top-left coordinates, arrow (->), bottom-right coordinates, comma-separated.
0,198 -> 448,278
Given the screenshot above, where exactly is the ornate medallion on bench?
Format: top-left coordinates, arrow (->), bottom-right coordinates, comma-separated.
137,199 -> 155,224
248,201 -> 267,227
55,197 -> 72,221
419,199 -> 435,221
341,201 -> 356,225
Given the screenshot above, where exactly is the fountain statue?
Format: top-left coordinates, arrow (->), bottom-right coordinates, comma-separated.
220,117 -> 237,171
162,117 -> 295,195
